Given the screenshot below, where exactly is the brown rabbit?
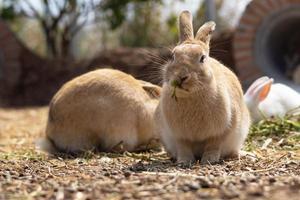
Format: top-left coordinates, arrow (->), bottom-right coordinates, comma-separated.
40,68 -> 161,153
155,11 -> 251,164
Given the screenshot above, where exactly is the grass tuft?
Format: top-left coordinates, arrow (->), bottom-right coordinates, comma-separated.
245,111 -> 300,151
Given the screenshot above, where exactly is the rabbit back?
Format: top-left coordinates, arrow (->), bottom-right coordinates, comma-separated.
259,83 -> 300,118
46,69 -> 157,153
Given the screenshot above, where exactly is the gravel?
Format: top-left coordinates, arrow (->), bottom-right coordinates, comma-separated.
0,107 -> 299,200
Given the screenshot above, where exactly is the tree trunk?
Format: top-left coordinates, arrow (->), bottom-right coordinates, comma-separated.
61,36 -> 71,59
43,27 -> 58,58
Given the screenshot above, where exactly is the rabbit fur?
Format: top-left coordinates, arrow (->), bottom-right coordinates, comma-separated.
244,76 -> 300,123
42,68 -> 161,153
154,11 -> 251,164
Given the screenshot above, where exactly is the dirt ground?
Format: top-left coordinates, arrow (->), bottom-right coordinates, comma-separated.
0,107 -> 299,200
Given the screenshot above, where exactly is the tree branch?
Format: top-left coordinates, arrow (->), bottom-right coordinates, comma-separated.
50,0 -> 68,30
23,0 -> 42,20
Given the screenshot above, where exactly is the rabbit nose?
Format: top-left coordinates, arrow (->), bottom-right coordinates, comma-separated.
171,75 -> 190,87
180,75 -> 189,83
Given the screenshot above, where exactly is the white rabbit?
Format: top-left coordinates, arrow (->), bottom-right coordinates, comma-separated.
38,68 -> 161,154
244,76 -> 300,123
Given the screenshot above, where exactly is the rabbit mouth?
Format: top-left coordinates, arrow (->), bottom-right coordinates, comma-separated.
170,85 -> 190,100
175,86 -> 190,93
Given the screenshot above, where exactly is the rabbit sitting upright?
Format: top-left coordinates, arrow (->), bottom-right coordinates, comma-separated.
40,68 -> 161,153
155,11 -> 251,164
244,76 -> 300,123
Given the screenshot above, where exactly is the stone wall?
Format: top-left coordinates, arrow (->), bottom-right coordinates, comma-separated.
233,0 -> 300,88
0,19 -> 88,106
0,20 -> 235,106
0,19 -> 22,100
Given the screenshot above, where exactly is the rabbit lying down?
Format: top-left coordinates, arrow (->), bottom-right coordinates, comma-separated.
244,76 -> 300,123
37,68 -> 162,154
154,11 -> 251,164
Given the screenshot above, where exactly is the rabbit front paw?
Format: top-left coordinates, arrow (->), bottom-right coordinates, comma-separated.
176,142 -> 195,164
177,155 -> 195,164
201,150 -> 221,164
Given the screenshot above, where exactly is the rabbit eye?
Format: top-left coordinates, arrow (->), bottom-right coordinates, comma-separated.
199,55 -> 206,63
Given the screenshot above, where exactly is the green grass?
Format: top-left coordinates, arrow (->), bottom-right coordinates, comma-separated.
245,112 -> 300,151
0,148 -> 47,161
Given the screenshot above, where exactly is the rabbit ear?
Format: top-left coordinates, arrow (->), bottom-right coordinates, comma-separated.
248,78 -> 273,104
139,80 -> 161,99
179,10 -> 194,43
195,21 -> 216,45
244,76 -> 270,97
256,80 -> 272,102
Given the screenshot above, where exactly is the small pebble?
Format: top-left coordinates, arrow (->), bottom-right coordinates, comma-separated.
123,171 -> 131,178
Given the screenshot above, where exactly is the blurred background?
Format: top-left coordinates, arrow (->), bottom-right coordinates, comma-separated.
0,0 -> 299,106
